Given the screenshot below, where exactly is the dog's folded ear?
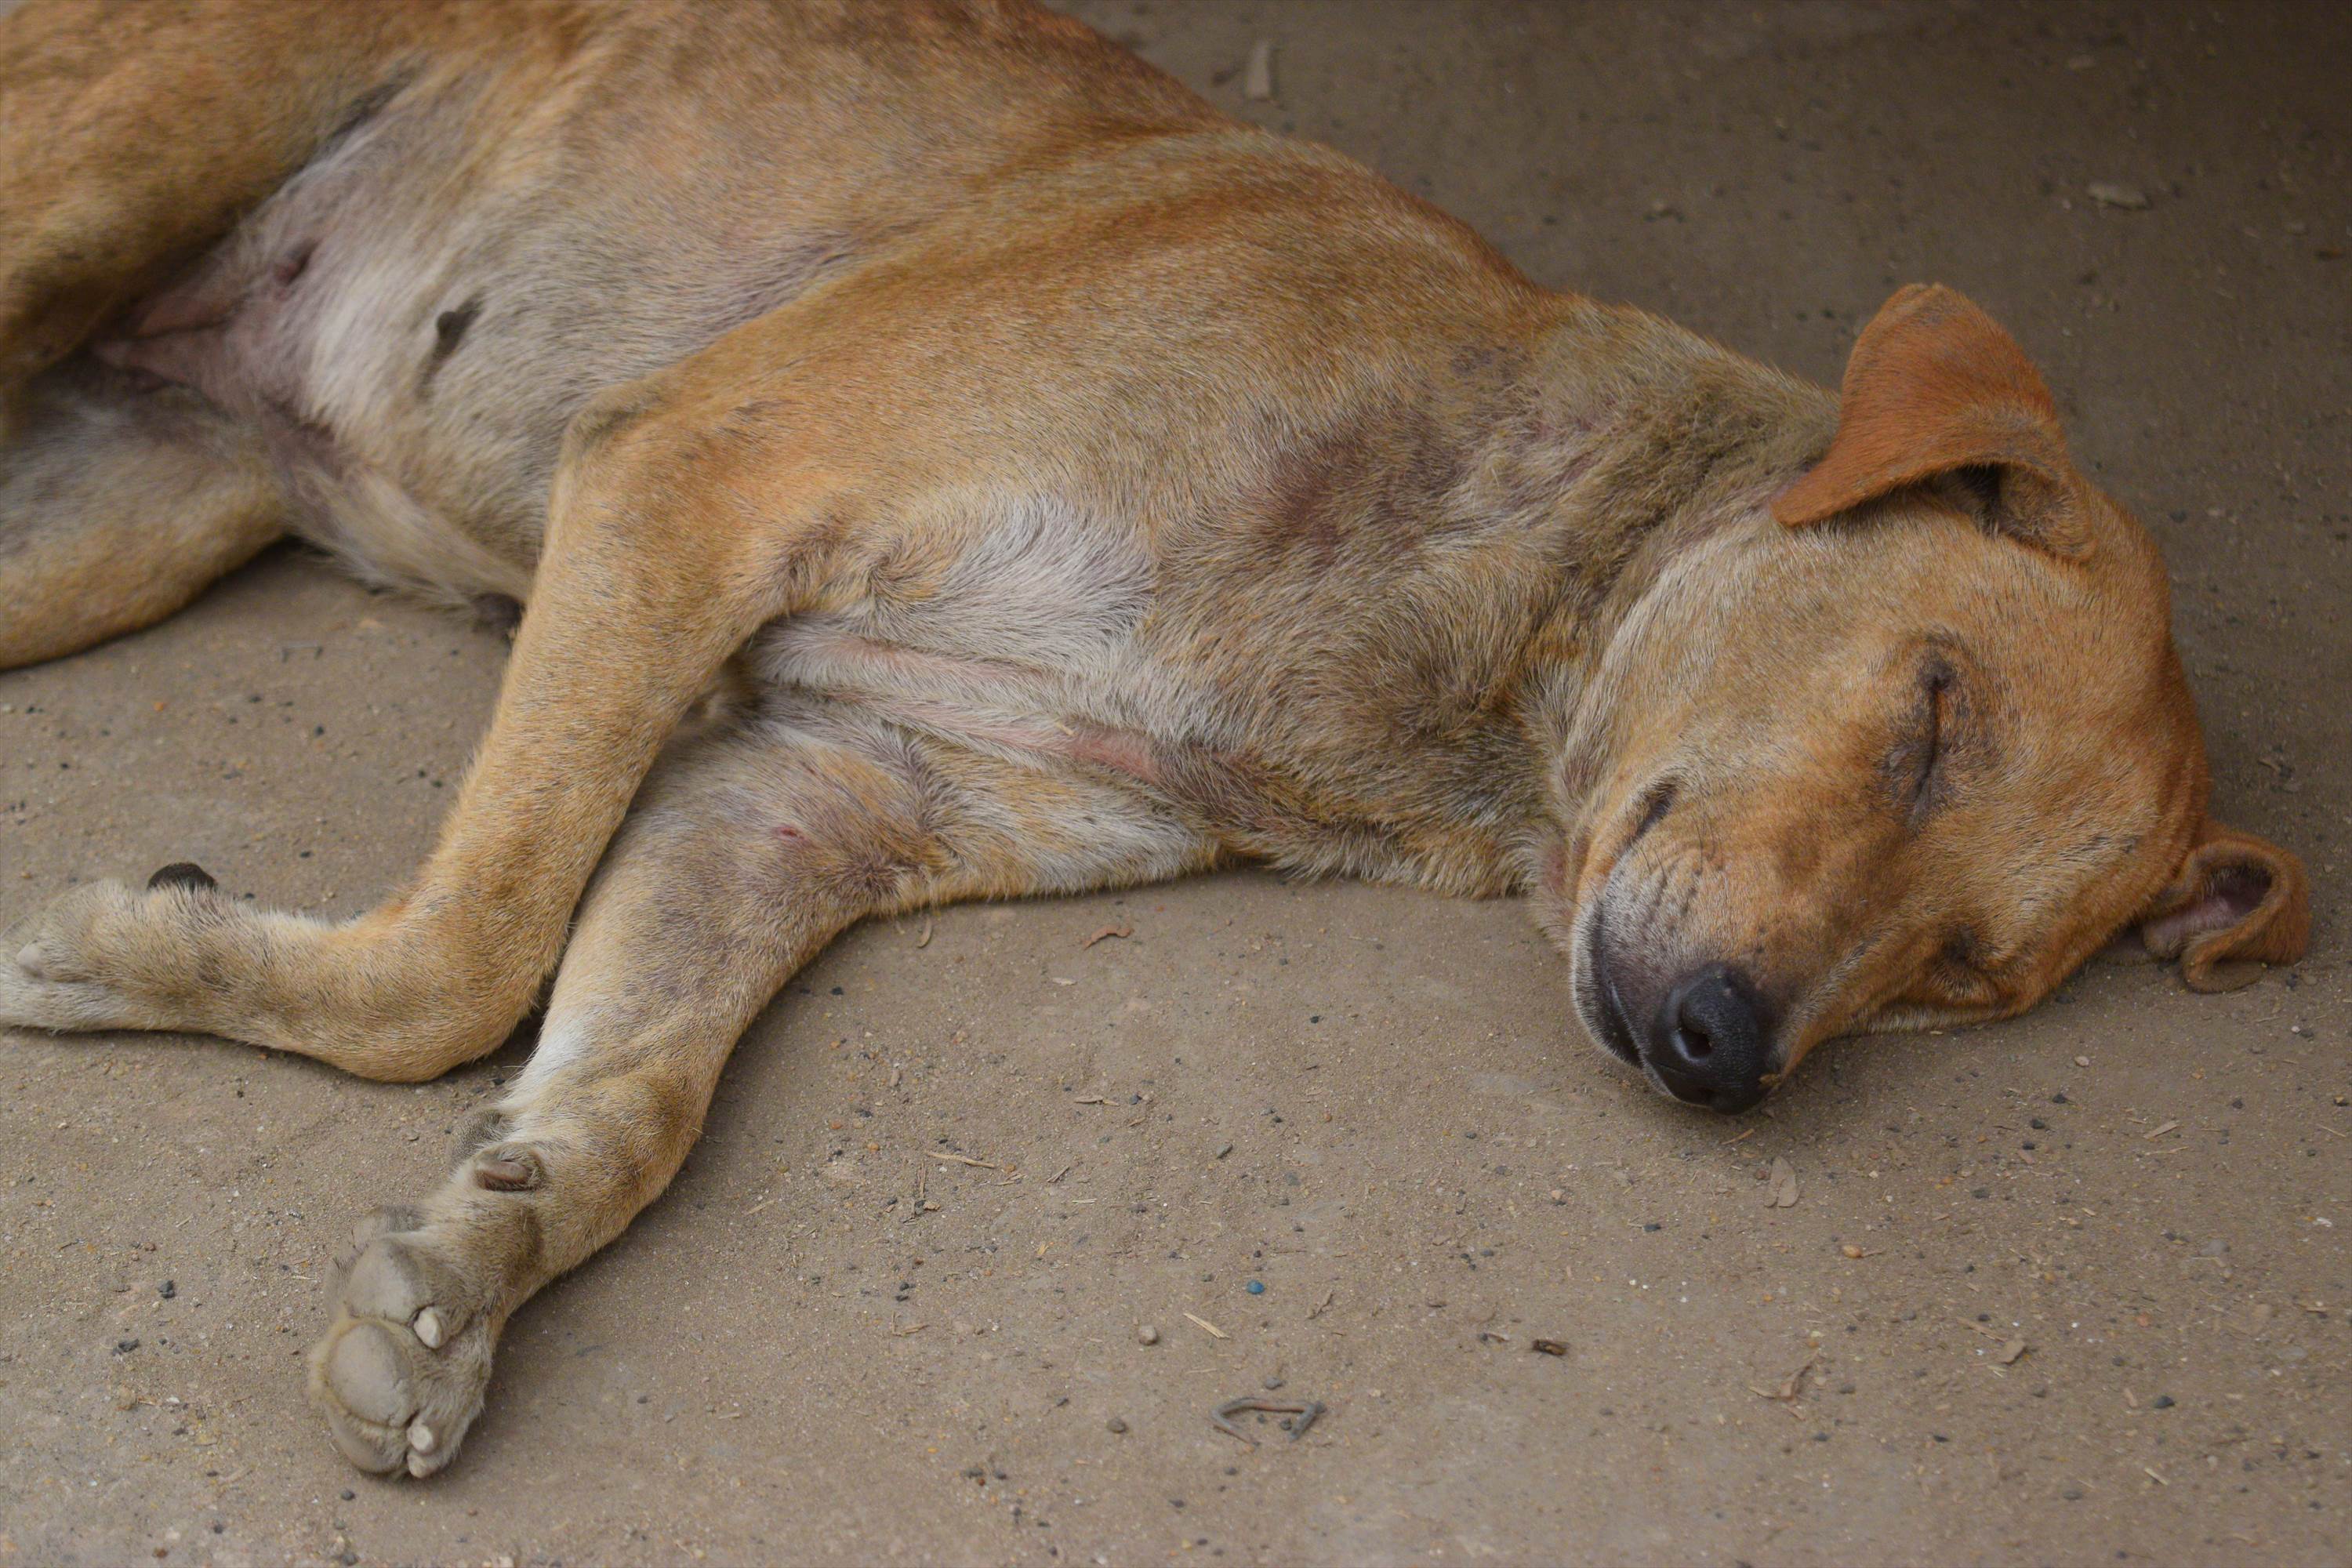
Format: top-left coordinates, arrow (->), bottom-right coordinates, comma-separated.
2136,818 -> 2310,992
1773,283 -> 2090,557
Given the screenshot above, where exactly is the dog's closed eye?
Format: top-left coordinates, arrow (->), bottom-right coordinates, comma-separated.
1889,658 -> 1957,819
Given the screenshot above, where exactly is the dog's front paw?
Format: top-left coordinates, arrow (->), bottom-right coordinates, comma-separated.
307,1208 -> 502,1478
1,874 -> 184,1033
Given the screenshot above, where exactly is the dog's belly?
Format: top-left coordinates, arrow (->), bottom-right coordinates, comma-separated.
96,72 -> 854,608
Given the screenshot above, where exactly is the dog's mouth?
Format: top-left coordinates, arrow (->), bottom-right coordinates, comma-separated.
1577,916 -> 1642,1068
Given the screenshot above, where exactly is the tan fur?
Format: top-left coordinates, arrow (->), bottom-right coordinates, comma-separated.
0,0 -> 2305,1477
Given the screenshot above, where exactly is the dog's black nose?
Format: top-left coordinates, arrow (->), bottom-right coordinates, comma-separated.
1646,964 -> 1770,1112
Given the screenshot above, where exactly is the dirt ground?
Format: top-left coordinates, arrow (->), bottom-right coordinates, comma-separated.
2,2 -> 2347,1564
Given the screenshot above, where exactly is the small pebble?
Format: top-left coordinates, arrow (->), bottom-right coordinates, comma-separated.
158,1280 -> 176,1300
1245,1279 -> 1265,1295
1105,1416 -> 1128,1434
1842,1244 -> 1865,1259
2153,1395 -> 2176,1409
1137,1324 -> 1160,1345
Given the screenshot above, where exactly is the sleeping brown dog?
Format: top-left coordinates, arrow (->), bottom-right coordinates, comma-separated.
0,0 -> 2307,1477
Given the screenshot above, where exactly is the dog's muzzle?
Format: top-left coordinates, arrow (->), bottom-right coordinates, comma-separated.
1584,913 -> 1777,1113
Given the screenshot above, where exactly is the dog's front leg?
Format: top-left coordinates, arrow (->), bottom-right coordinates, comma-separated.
0,388 -> 806,1076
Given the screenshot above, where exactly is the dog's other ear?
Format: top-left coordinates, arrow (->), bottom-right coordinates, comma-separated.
2136,818 -> 2310,992
1773,284 -> 2090,557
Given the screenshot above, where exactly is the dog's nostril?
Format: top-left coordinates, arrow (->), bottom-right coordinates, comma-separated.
1671,979 -> 1722,1060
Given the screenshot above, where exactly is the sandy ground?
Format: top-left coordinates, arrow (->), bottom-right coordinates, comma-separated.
3,2 -> 2348,1564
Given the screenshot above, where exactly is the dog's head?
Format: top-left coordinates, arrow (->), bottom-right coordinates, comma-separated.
1545,285 -> 2307,1112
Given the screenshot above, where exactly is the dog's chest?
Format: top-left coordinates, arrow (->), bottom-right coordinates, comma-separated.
749,495 -> 1182,760
745,492 -> 1540,895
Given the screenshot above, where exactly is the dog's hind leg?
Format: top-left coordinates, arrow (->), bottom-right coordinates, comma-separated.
303,712 -> 1211,1475
0,361 -> 285,668
0,0 -> 526,405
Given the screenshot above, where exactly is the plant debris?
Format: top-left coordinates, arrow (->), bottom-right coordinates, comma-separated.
1210,1396 -> 1322,1444
1751,1356 -> 1816,1403
1243,39 -> 1276,101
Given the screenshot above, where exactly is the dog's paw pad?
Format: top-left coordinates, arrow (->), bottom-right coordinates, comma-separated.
310,1224 -> 497,1478
321,1317 -> 411,1426
313,1316 -> 481,1478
